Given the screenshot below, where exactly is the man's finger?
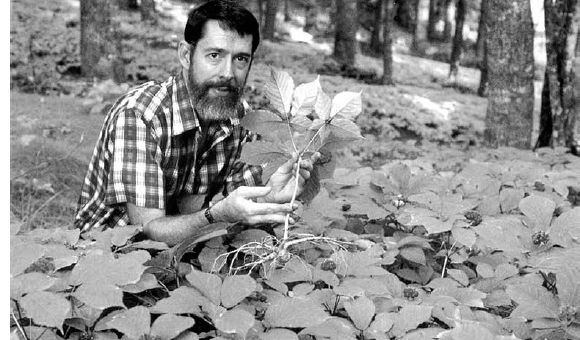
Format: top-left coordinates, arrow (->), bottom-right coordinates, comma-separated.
248,214 -> 295,225
248,202 -> 295,215
234,186 -> 272,198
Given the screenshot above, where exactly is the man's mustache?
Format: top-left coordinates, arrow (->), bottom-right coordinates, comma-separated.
203,78 -> 241,93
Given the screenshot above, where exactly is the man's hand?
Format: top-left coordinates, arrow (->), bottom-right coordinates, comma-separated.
211,186 -> 297,224
261,152 -> 320,204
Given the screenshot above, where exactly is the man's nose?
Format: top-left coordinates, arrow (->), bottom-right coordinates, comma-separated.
219,57 -> 234,79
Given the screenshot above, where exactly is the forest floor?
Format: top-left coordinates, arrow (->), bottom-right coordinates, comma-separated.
9,0 -> 580,232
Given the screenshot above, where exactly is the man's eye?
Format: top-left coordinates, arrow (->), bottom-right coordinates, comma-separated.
208,53 -> 220,59
235,56 -> 249,64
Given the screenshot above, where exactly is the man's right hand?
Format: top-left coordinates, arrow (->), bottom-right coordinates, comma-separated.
210,186 -> 296,225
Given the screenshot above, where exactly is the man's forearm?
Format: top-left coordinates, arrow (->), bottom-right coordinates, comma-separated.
143,210 -> 213,247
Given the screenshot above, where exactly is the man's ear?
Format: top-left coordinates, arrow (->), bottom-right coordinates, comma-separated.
178,41 -> 191,70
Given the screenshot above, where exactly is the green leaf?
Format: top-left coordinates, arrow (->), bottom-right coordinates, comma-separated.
74,282 -> 124,310
314,89 -> 332,120
220,275 -> 257,308
399,247 -> 426,265
551,263 -> 580,308
269,257 -> 313,283
10,242 -> 45,276
329,118 -> 363,139
11,272 -> 57,299
344,295 -> 375,330
365,312 -> 395,340
259,328 -> 299,340
106,306 -> 150,340
452,227 -> 476,248
331,249 -> 389,277
330,91 -> 362,120
389,163 -> 411,192
20,291 -> 70,332
174,331 -> 200,340
214,308 -> 255,338
291,76 -> 320,117
70,251 -> 147,286
240,110 -> 287,142
499,188 -> 525,213
476,263 -> 495,279
447,269 -> 469,286
299,317 -> 358,340
550,207 -> 580,247
150,314 -> 195,340
437,323 -> 496,340
43,244 -> 78,271
388,305 -> 433,337
474,216 -> 531,254
231,229 -> 272,249
264,297 -> 330,328
110,225 -> 140,247
494,263 -> 519,280
264,68 -> 294,116
185,268 -> 222,305
149,286 -> 206,314
239,140 -> 291,166
431,287 -> 486,308
519,195 -> 555,231
120,273 -> 160,293
400,328 -> 446,340
506,284 -> 559,320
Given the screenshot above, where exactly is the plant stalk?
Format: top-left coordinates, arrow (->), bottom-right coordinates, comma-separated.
282,155 -> 303,243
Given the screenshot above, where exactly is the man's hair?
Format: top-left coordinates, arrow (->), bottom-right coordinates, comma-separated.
184,0 -> 260,54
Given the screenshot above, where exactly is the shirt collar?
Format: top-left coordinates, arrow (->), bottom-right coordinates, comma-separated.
171,71 -> 242,135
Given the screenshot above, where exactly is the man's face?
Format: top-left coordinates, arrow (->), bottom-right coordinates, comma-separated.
187,20 -> 253,123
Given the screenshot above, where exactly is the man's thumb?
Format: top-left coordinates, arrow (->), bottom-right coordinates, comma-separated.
235,186 -> 272,198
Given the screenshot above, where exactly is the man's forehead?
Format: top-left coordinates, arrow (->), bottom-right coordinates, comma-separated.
197,20 -> 253,50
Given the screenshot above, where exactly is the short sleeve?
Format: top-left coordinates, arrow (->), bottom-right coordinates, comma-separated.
105,109 -> 165,209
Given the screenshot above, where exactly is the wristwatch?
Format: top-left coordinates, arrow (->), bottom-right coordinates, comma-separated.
204,207 -> 216,224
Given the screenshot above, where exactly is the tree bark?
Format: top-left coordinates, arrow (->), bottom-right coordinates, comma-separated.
257,0 -> 264,26
333,0 -> 358,66
382,0 -> 395,85
370,0 -> 384,54
284,0 -> 291,21
263,0 -> 279,40
535,0 -> 579,153
413,0 -> 430,52
80,0 -> 125,82
394,0 -> 414,30
442,0 -> 454,42
304,3 -> 318,33
476,0 -> 489,96
117,0 -> 138,10
140,0 -> 156,22
427,0 -> 443,40
483,0 -> 535,149
448,0 -> 466,79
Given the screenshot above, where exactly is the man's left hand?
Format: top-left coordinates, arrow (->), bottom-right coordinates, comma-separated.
261,152 -> 320,203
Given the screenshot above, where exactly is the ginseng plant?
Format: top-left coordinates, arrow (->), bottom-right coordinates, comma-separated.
215,69 -> 364,275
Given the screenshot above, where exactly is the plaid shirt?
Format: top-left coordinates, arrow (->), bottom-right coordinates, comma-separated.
74,72 -> 262,231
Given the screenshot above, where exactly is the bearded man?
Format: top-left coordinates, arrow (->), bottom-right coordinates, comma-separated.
75,0 -> 316,246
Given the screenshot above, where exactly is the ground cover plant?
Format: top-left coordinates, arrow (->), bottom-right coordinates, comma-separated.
10,69 -> 580,340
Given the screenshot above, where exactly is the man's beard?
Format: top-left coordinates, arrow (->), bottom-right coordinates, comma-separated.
188,72 -> 244,123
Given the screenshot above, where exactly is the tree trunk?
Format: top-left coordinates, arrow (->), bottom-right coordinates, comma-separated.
117,0 -> 138,10
263,0 -> 279,40
382,0 -> 395,85
483,0 -> 535,149
448,0 -> 466,79
442,0 -> 454,42
427,0 -> 443,40
304,4 -> 318,33
257,0 -> 264,26
394,0 -> 414,30
80,0 -> 125,82
475,0 -> 488,62
140,0 -> 156,22
535,0 -> 579,153
333,0 -> 358,66
370,0 -> 384,54
284,0 -> 291,21
476,0 -> 489,96
413,0 -> 430,52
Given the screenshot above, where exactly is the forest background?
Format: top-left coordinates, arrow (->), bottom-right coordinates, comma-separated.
8,0 -> 580,339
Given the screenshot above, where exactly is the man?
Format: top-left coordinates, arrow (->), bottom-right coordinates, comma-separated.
75,0 -> 315,246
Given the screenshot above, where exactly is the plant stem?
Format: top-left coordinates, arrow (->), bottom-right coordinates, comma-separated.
11,310 -> 29,340
282,155 -> 303,243
300,124 -> 325,157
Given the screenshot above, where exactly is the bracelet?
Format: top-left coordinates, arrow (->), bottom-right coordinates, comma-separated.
204,207 -> 216,224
